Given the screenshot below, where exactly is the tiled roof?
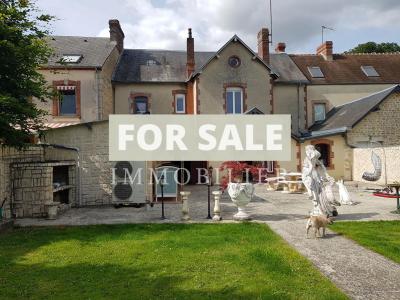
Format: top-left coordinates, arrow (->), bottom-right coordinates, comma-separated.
270,53 -> 308,83
113,35 -> 284,83
290,53 -> 400,84
112,49 -> 305,83
309,85 -> 400,132
112,49 -> 214,83
45,36 -> 117,68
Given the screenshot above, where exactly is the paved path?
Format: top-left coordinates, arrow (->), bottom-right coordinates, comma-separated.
15,183 -> 400,299
253,185 -> 400,300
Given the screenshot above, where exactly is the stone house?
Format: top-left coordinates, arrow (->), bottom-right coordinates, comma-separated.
304,85 -> 400,179
35,20 -> 124,128
287,42 -> 400,178
5,22 -> 400,217
41,26 -> 400,208
112,28 -> 312,182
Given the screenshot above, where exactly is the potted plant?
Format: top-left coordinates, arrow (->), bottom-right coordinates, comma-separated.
219,162 -> 259,221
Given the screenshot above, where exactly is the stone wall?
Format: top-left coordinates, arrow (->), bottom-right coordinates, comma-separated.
0,147 -> 44,219
353,146 -> 400,185
347,92 -> 400,147
43,121 -> 113,206
12,161 -> 76,218
198,42 -> 271,115
0,146 -> 77,219
100,47 -> 120,118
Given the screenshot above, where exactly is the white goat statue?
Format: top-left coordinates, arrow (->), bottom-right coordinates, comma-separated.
336,179 -> 354,205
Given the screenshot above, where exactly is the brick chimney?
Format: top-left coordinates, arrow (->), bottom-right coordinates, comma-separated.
109,19 -> 125,53
186,28 -> 195,77
317,41 -> 333,61
275,42 -> 286,53
257,28 -> 270,64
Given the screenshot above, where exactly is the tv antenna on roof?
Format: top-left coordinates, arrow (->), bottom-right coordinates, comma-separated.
268,0 -> 273,44
321,26 -> 334,44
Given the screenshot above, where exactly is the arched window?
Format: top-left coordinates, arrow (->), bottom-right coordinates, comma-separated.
132,96 -> 149,114
314,143 -> 330,167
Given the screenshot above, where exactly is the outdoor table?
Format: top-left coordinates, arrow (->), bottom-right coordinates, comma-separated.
387,183 -> 400,214
281,172 -> 303,194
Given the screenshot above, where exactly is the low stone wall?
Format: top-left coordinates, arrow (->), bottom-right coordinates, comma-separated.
353,146 -> 400,185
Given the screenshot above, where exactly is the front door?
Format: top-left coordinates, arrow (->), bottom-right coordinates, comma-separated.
183,161 -> 208,185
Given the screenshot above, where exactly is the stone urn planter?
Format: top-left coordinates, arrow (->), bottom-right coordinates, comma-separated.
227,182 -> 254,221
45,201 -> 60,220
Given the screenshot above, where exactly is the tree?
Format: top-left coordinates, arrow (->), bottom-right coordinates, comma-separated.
0,0 -> 54,148
219,161 -> 260,191
346,42 -> 400,54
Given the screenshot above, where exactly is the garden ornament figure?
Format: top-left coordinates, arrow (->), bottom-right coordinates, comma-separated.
302,145 -> 338,217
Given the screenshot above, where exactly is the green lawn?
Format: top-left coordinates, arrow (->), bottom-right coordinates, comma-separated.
331,221 -> 400,264
0,223 -> 347,299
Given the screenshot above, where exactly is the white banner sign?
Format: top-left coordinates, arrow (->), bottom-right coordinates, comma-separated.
109,115 -> 291,161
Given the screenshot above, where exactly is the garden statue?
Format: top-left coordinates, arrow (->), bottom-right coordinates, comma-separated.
336,179 -> 354,205
302,145 -> 338,217
362,151 -> 382,182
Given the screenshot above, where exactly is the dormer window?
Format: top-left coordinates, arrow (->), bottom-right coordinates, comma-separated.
60,55 -> 82,64
307,66 -> 324,78
361,66 -> 379,77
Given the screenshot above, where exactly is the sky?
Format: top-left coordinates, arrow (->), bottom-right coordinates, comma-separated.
36,0 -> 400,53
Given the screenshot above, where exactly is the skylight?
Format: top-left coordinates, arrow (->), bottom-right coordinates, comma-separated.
307,66 -> 324,78
60,55 -> 83,64
361,66 -> 379,77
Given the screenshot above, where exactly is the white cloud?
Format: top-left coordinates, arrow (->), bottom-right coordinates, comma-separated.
40,0 -> 400,53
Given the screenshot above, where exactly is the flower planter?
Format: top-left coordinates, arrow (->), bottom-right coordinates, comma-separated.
227,182 -> 254,221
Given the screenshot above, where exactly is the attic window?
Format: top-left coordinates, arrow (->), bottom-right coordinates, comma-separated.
361,66 -> 379,77
60,55 -> 82,64
228,56 -> 241,68
146,59 -> 157,66
307,66 -> 324,78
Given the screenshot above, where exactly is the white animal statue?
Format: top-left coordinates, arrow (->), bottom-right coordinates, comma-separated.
336,179 -> 354,205
302,145 -> 338,217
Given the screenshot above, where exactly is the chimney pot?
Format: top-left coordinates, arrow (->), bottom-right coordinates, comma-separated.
275,42 -> 286,53
257,28 -> 270,64
317,41 -> 333,61
109,19 -> 125,53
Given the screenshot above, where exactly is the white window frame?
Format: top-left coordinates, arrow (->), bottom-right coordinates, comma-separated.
226,87 -> 243,114
314,103 -> 326,122
307,66 -> 324,78
361,65 -> 380,77
175,94 -> 186,114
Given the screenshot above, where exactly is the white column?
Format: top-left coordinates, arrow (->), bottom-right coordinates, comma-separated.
212,191 -> 222,221
180,191 -> 191,221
